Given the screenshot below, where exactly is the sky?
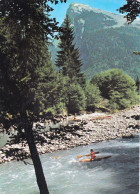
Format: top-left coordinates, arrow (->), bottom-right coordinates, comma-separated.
49,0 -> 126,25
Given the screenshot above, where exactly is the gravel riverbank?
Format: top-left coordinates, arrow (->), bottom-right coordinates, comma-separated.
0,106 -> 139,164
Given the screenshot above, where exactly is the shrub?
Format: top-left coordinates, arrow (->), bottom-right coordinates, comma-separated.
66,83 -> 86,114
91,69 -> 139,110
85,82 -> 102,111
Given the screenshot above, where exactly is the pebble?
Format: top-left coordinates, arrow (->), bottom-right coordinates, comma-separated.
0,106 -> 139,164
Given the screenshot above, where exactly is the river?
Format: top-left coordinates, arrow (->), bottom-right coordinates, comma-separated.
0,134 -> 139,194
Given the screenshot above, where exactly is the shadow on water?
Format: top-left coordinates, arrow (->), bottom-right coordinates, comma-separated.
0,134 -> 139,194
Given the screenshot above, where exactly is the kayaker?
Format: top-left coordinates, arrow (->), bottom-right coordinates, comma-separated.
84,149 -> 96,161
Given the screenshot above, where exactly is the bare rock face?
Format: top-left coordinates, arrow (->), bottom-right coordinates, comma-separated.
50,3 -> 140,79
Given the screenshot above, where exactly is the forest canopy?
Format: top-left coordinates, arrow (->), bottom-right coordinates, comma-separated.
0,0 -> 139,193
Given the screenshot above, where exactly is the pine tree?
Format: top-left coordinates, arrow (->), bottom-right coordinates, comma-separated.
55,14 -> 84,84
118,0 -> 140,23
64,82 -> 86,114
0,1 -> 66,193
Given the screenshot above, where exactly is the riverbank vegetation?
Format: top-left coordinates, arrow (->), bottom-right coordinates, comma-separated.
91,69 -> 139,111
0,106 -> 139,165
0,0 -> 139,193
40,14 -> 139,116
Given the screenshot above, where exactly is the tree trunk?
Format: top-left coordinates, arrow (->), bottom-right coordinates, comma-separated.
25,123 -> 49,194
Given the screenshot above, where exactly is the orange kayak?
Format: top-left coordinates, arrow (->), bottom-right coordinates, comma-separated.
79,156 -> 111,162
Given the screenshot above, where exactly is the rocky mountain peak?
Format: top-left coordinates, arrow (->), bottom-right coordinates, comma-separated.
67,3 -> 140,29
50,3 -> 140,79
68,3 -> 94,14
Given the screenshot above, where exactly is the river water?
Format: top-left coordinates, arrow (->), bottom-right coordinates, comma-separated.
0,134 -> 139,194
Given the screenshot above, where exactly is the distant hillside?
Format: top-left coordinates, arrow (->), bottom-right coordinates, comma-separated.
50,3 -> 140,79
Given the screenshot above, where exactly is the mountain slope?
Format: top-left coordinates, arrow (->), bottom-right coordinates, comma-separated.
50,3 -> 140,79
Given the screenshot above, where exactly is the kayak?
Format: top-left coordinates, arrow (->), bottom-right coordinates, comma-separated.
79,156 -> 111,162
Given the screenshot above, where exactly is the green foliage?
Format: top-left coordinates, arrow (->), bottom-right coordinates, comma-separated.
55,102 -> 67,114
44,107 -> 56,116
85,82 -> 102,111
84,26 -> 140,79
34,64 -> 62,114
54,14 -> 87,114
64,82 -> 86,114
91,69 -> 139,110
118,0 -> 140,23
0,1 -> 67,192
0,1 -> 64,121
51,5 -> 140,80
55,14 -> 84,84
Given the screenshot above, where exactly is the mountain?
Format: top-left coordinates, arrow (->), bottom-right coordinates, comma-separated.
50,3 -> 140,79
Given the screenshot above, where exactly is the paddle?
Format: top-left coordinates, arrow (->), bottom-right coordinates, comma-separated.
77,151 -> 99,158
